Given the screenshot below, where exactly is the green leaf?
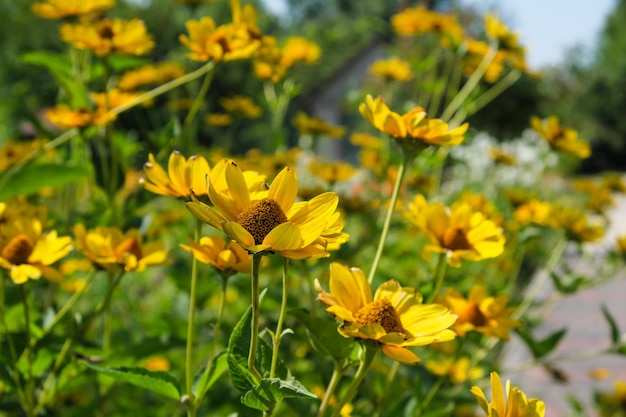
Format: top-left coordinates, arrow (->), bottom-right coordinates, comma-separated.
227,305 -> 256,392
551,272 -> 587,295
289,308 -> 354,363
84,364 -> 181,401
0,164 -> 87,199
227,353 -> 258,393
601,305 -> 620,344
516,328 -> 567,359
241,377 -> 317,412
193,352 -> 228,399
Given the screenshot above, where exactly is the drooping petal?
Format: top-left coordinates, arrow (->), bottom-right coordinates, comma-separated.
381,345 -> 420,365
186,201 -> 225,231
223,221 -> 256,247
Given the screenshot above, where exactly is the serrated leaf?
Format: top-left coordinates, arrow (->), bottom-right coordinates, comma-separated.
193,352 -> 228,399
241,377 -> 317,412
601,305 -> 620,344
227,353 -> 258,392
0,164 -> 87,199
84,364 -> 181,400
516,328 -> 567,359
289,308 -> 353,363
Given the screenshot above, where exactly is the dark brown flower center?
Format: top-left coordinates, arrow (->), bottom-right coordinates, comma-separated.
442,227 -> 471,251
354,299 -> 404,334
114,237 -> 143,260
463,302 -> 487,326
236,198 -> 288,245
1,234 -> 34,265
97,22 -> 115,39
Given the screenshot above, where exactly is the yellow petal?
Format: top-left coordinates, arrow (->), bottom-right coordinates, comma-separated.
263,222 -> 303,251
186,201 -> 225,230
223,221 -> 256,247
268,167 -> 298,213
329,263 -> 371,314
189,155 -> 210,196
168,150 -> 188,196
381,345 -> 420,365
11,264 -> 42,284
490,372 -> 506,417
470,385 -> 490,414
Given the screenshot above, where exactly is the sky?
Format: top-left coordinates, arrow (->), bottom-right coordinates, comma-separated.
262,0 -> 618,69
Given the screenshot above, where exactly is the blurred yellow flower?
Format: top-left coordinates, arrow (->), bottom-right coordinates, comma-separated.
369,57 -> 413,82
292,112 -> 346,138
391,6 -> 464,47
513,199 -> 551,227
471,372 -> 545,417
439,286 -> 521,340
350,132 -> 385,149
490,147 -> 516,166
404,195 -> 505,267
45,104 -> 115,129
316,262 -> 456,365
359,95 -> 468,154
141,151 -> 211,198
484,13 -> 527,70
73,224 -> 170,272
530,116 -> 591,158
91,89 -> 145,110
204,113 -> 233,127
549,205 -> 605,243
617,235 -> 626,254
0,218 -> 72,284
0,139 -> 48,172
308,159 -> 356,183
602,172 -> 626,193
180,235 -> 251,274
117,62 -> 186,91
281,36 -> 321,67
186,159 -> 343,259
143,356 -> 171,372
425,357 -> 483,384
464,39 -> 506,83
60,18 -> 155,56
219,95 -> 262,118
31,0 -> 115,19
254,36 -> 320,82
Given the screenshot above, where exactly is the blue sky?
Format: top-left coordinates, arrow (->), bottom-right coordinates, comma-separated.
262,0 -> 617,69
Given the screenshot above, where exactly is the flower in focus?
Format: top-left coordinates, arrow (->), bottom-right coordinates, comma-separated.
73,224 -> 170,272
425,357 -> 483,384
292,112 -> 346,139
359,95 -> 468,155
530,116 -> 591,158
0,218 -> 72,284
180,235 -> 251,275
141,151 -> 211,198
31,0 -> 115,19
369,57 -> 413,82
471,372 -> 545,417
219,96 -> 262,118
316,263 -> 456,364
117,62 -> 186,91
404,194 -> 505,267
186,159 -> 343,259
439,286 -> 521,340
60,18 -> 155,56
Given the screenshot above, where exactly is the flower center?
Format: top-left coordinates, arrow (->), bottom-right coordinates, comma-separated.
114,237 -> 143,260
442,227 -> 471,251
1,234 -> 34,265
97,22 -> 115,39
462,302 -> 487,326
354,299 -> 404,334
236,198 -> 288,245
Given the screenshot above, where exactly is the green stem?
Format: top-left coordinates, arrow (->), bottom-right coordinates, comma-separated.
0,276 -> 27,408
185,219 -> 202,416
367,154 -> 410,284
20,284 -> 35,417
248,254 -> 263,382
328,345 -> 377,417
427,253 -> 448,304
440,42 -> 497,122
413,375 -> 446,417
316,363 -> 345,417
270,258 -> 289,379
33,337 -> 73,415
182,66 -> 215,144
467,69 -> 521,117
428,146 -> 451,197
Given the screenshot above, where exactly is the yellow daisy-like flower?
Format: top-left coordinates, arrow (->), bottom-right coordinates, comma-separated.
31,0 -> 114,19
117,62 -> 186,91
484,13 -> 526,64
73,224 -> 170,272
369,57 -> 413,82
404,194 -> 505,267
359,95 -> 468,154
141,151 -> 211,198
281,36 -> 321,67
549,205 -> 605,243
0,139 -> 48,172
292,112 -> 346,138
219,96 -> 262,118
45,104 -> 115,129
315,263 -> 456,365
186,159 -> 342,259
180,235 -> 251,274
439,286 -> 521,340
0,218 -> 72,284
391,6 -> 464,48
471,372 -> 545,417
530,116 -> 591,158
60,18 -> 155,56
513,199 -> 552,227
308,159 -> 356,183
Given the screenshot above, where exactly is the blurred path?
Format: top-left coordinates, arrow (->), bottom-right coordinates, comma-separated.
501,189 -> 626,416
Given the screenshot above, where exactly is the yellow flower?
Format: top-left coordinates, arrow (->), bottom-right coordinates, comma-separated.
369,57 -> 413,82
308,159 -> 356,183
179,2 -> 261,62
45,104 -> 115,129
219,96 -> 262,118
425,357 -> 483,384
530,116 -> 591,158
617,235 -> 626,254
315,263 -> 456,365
391,6 -> 464,47
602,172 -> 626,193
601,380 -> 626,409
180,235 -> 251,274
292,112 -> 346,138
350,132 -> 385,149
204,113 -> 233,127
404,195 -> 505,267
471,372 -> 545,417
31,0 -> 114,19
117,62 -> 186,91
0,218 -> 72,284
490,147 -> 516,166
463,40 -> 507,84
549,205 -> 605,243
143,356 -> 171,372
439,286 -> 521,340
253,36 -> 320,82
484,13 -> 527,69
141,151 -> 211,198
73,224 -> 170,272
0,139 -> 48,172
91,89 -> 145,110
60,18 -> 155,56
513,199 -> 551,227
186,159 -> 343,259
359,95 -> 468,154
281,36 -> 321,67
